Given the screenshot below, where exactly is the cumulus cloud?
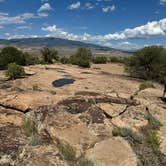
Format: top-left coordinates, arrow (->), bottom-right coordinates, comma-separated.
0,12 -> 35,25
102,5 -> 115,12
68,2 -> 81,10
160,0 -> 166,4
42,18 -> 166,43
38,3 -> 53,12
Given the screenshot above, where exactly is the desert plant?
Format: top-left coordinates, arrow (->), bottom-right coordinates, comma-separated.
6,63 -> 25,79
75,47 -> 92,60
41,47 -> 59,64
60,56 -> 69,64
78,59 -> 90,68
0,46 -> 25,69
78,157 -> 94,166
22,116 -> 37,136
92,56 -> 107,64
57,140 -> 76,162
110,56 -> 126,64
146,130 -> 161,152
139,81 -> 155,91
24,52 -> 40,65
29,134 -> 43,146
112,127 -> 143,144
112,127 -> 121,136
32,84 -> 41,91
146,113 -> 162,130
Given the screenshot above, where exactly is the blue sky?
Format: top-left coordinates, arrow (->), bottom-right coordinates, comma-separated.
0,0 -> 166,50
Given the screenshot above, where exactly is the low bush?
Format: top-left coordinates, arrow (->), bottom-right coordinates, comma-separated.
112,127 -> 143,144
112,127 -> 121,136
146,130 -> 160,152
32,84 -> 41,91
57,140 -> 76,162
29,134 -> 43,146
146,113 -> 162,130
22,116 -> 37,136
139,81 -> 155,91
6,63 -> 25,79
78,157 -> 94,166
24,52 -> 40,66
110,56 -> 127,64
78,59 -> 90,68
60,56 -> 69,64
93,56 -> 107,64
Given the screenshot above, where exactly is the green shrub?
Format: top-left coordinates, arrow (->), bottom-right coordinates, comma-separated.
146,130 -> 160,152
146,113 -> 162,130
57,140 -> 76,162
112,127 -> 121,136
93,56 -> 107,64
110,56 -> 127,64
41,47 -> 59,64
60,56 -> 69,64
22,116 -> 37,136
125,46 -> 166,83
0,46 -> 25,69
75,47 -> 92,60
139,81 -> 155,91
112,127 -> 143,143
78,157 -> 94,166
29,134 -> 43,146
32,84 -> 41,91
24,52 -> 40,66
78,59 -> 90,68
6,63 -> 25,79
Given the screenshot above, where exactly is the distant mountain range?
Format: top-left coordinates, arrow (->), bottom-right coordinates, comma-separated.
0,37 -> 133,56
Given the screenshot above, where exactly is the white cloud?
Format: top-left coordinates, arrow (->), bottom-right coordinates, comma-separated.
84,3 -> 94,10
68,2 -> 81,10
0,12 -> 35,25
42,18 -> 166,43
17,26 -> 32,30
0,0 -> 5,2
102,5 -> 115,12
38,3 -> 53,12
160,0 -> 166,4
5,33 -> 39,39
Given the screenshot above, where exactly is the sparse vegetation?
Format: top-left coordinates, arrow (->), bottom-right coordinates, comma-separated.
41,47 -> 59,64
22,116 -> 37,136
32,84 -> 41,91
125,46 -> 166,84
0,46 -> 25,69
56,139 -> 94,166
24,52 -> 40,66
112,127 -> 143,144
29,134 -> 43,146
146,130 -> 161,152
110,56 -> 127,64
112,127 -> 121,136
146,113 -> 162,130
92,56 -> 107,64
6,63 -> 25,79
68,47 -> 92,68
57,140 -> 76,162
60,56 -> 69,64
139,81 -> 155,91
78,157 -> 94,166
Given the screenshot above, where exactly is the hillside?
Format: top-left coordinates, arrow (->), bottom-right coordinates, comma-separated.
0,37 -> 132,56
